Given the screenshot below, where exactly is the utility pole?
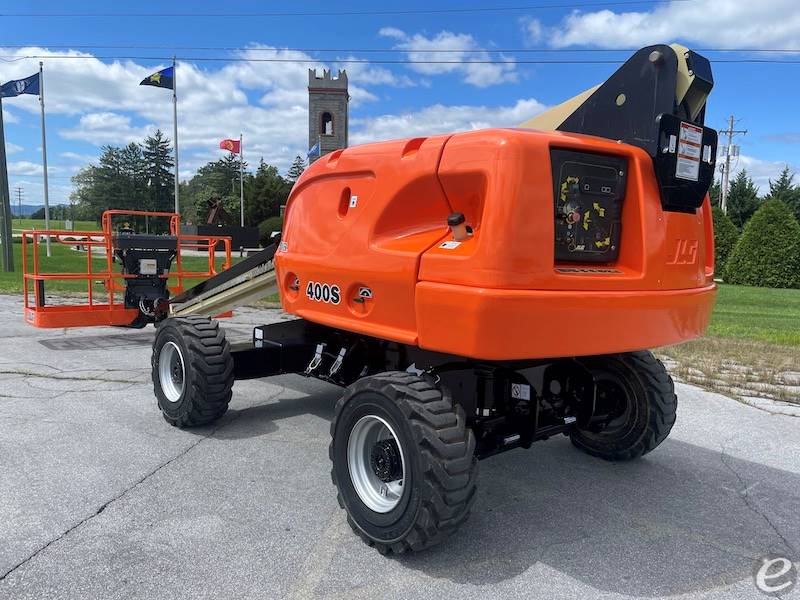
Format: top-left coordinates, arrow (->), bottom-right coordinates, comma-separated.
719,115 -> 747,214
0,97 -> 13,272
14,186 -> 23,224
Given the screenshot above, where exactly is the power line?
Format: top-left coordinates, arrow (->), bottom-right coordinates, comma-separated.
4,44 -> 800,54
1,53 -> 800,65
0,0 -> 693,18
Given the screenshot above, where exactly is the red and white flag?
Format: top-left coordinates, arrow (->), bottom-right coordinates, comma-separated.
219,138 -> 240,154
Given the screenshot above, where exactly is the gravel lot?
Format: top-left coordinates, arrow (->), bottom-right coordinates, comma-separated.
1,294 -> 798,599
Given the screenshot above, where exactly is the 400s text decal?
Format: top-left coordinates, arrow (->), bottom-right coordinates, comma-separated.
305,281 -> 341,305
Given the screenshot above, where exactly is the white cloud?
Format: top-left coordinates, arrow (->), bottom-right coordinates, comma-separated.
2,107 -> 18,124
8,160 -> 43,176
335,59 -> 418,88
542,0 -> 800,49
378,28 -> 517,88
378,27 -> 408,41
729,154 -> 800,194
60,112 -> 155,145
59,151 -> 97,162
6,143 -> 23,155
521,18 -> 545,44
7,180 -> 73,207
0,45 -> 388,179
351,98 -> 546,144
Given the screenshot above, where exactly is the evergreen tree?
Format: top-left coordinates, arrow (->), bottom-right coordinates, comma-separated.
724,199 -> 800,288
711,205 -> 738,276
120,142 -> 147,216
726,170 -> 760,228
183,155 -> 247,223
708,181 -> 721,208
71,145 -> 133,219
246,159 -> 292,225
286,155 -> 306,182
70,134 -> 171,229
765,166 -> 800,222
143,129 -> 175,214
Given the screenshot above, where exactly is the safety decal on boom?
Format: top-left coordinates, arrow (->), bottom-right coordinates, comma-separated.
306,281 -> 341,305
675,121 -> 703,182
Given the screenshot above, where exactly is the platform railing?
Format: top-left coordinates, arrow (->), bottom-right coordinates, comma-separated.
22,210 -> 233,328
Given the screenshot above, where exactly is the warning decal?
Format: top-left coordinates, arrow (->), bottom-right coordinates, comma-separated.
675,121 -> 703,182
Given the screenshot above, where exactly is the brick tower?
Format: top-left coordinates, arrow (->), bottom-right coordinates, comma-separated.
308,69 -> 349,163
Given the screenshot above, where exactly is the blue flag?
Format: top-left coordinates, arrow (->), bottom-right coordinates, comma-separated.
140,66 -> 174,90
0,73 -> 40,98
306,141 -> 320,158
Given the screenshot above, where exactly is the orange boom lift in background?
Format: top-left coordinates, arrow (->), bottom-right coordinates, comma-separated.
22,210 -> 232,328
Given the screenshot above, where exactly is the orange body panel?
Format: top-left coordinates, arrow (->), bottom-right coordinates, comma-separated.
24,303 -> 140,329
275,128 -> 716,360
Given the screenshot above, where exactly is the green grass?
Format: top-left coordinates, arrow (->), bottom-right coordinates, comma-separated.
660,283 -> 800,404
0,242 -> 239,294
708,283 -> 800,346
11,218 -> 99,234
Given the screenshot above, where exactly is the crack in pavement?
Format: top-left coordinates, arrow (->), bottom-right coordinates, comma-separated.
719,435 -> 797,557
21,381 -> 139,397
0,370 -> 140,385
0,412 -> 243,584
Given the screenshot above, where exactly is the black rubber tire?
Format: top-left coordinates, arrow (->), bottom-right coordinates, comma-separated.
151,316 -> 234,428
570,350 -> 677,461
329,371 -> 478,554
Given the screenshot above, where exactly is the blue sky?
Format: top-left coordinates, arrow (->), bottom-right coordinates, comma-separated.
1,0 -> 799,207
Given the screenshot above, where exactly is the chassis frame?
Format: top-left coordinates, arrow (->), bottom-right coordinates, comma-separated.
230,318 -> 606,459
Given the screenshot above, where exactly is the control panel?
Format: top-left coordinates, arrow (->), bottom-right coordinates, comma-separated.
551,149 -> 628,263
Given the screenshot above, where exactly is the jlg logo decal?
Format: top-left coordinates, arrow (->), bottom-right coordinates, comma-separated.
667,239 -> 699,265
306,281 -> 341,305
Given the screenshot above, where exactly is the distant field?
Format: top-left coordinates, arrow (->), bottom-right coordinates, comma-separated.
0,242 -> 239,294
11,218 -> 99,234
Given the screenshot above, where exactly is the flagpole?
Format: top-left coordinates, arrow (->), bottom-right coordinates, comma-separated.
0,97 -> 13,271
239,133 -> 244,227
172,56 -> 179,215
39,62 -> 51,257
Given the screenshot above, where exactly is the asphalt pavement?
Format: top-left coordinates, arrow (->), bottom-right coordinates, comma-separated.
0,294 -> 798,599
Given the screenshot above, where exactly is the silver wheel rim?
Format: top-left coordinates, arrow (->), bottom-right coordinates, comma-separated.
158,341 -> 185,403
347,415 -> 406,513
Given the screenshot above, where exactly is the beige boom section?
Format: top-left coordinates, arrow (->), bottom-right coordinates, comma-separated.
168,254 -> 278,318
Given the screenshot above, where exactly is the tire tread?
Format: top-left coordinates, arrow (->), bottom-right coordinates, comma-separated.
571,350 -> 676,461
330,371 -> 478,554
152,317 -> 233,428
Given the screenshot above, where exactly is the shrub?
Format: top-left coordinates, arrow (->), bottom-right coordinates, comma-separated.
711,206 -> 738,277
724,199 -> 800,288
258,216 -> 284,246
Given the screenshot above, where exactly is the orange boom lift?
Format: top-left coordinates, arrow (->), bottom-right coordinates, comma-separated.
100,45 -> 718,554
